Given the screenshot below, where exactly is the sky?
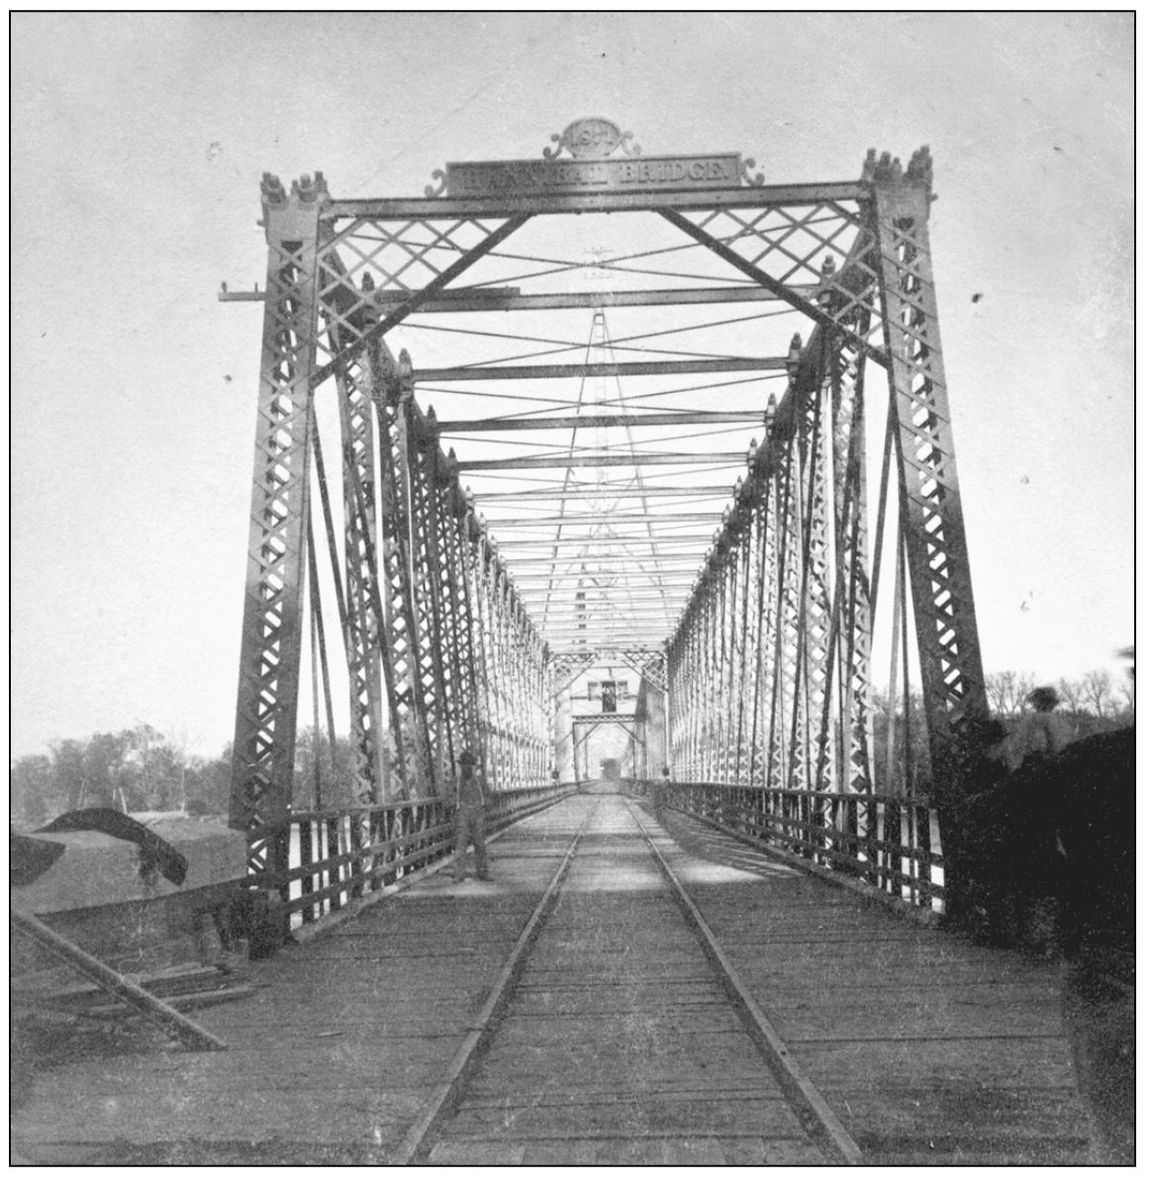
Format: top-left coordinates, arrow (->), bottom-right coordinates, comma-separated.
10,11 -> 1135,760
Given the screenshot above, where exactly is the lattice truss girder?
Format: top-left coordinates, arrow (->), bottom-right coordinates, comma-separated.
666,334 -> 866,805
665,153 -> 987,809
664,201 -> 886,361
349,352 -> 550,801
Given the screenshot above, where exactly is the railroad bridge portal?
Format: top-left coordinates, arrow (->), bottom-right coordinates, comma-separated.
224,119 -> 988,915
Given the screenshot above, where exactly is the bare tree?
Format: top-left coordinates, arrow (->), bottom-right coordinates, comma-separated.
1118,673 -> 1135,720
1056,677 -> 1087,714
985,670 -> 1034,717
1082,669 -> 1118,720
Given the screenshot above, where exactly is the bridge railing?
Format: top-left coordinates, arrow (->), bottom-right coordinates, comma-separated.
249,781 -> 578,931
624,779 -> 943,911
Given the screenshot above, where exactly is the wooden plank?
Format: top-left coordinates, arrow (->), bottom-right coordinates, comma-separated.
388,817 -> 591,1165
11,910 -> 227,1053
428,1134 -> 827,1167
12,793 -> 1095,1167
445,1097 -> 799,1137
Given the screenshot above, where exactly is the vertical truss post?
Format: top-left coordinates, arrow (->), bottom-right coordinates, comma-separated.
704,561 -> 721,781
440,452 -> 476,768
329,288 -> 389,804
868,149 -> 988,798
407,407 -> 454,797
830,329 -> 874,798
749,422 -> 775,791
723,536 -> 741,780
369,350 -> 437,799
796,346 -> 835,807
229,173 -> 326,868
468,528 -> 498,777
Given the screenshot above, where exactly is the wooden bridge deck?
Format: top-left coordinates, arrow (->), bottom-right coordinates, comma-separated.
11,791 -> 1096,1166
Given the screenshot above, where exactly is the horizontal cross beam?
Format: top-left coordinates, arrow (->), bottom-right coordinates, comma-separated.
414,358 -> 786,383
323,180 -> 866,220
549,636 -> 674,647
486,513 -> 724,526
438,410 -> 765,433
519,584 -> 695,595
490,513 -> 729,528
384,284 -> 817,314
460,452 -> 747,471
470,486 -> 732,500
494,543 -> 713,554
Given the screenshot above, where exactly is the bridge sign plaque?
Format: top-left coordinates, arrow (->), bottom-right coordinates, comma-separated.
445,154 -> 743,197
434,118 -> 754,199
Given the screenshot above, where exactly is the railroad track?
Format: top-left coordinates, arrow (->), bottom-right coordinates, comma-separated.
390,795 -> 862,1166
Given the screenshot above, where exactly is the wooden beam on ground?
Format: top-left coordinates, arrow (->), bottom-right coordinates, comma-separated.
10,910 -> 228,1053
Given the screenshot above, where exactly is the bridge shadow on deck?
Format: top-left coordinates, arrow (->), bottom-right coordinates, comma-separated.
11,790 -> 1096,1166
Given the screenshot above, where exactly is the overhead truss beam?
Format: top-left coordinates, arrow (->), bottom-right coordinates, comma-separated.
414,358 -> 786,384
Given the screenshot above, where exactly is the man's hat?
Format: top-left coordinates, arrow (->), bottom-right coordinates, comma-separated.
458,748 -> 477,766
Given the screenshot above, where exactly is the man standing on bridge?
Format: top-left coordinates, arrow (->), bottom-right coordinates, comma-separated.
453,748 -> 490,883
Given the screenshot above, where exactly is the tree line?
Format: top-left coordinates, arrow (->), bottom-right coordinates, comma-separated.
9,726 -> 373,828
870,667 -> 1134,800
10,669 -> 1134,827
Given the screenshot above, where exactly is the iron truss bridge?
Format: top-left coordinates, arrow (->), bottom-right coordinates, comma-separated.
219,119 -> 988,891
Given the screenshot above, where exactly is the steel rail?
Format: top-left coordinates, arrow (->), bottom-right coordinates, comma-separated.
623,803 -> 864,1166
388,805 -> 597,1165
392,794 -> 862,1165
